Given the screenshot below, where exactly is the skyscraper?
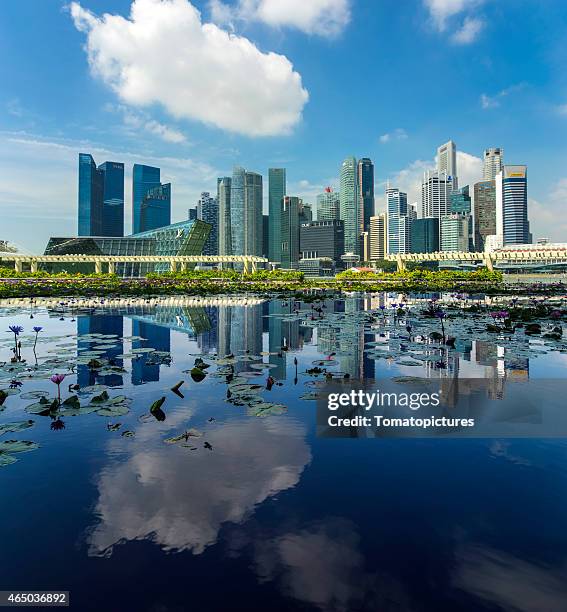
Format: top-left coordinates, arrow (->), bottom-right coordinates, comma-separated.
78,153 -> 103,236
358,158 -> 374,232
244,171 -> 263,256
410,218 -> 439,253
78,154 -> 124,237
369,214 -> 387,260
98,162 -> 125,237
299,201 -> 313,224
230,166 -> 246,255
387,188 -> 410,254
281,196 -> 300,269
441,214 -> 469,251
496,166 -> 530,245
140,183 -> 171,232
421,171 -> 453,219
300,219 -> 345,268
268,168 -> 286,262
339,157 -> 359,254
197,192 -> 218,255
483,147 -> 504,180
473,179 -> 496,250
132,164 -> 161,234
437,140 -> 458,188
217,176 -> 232,256
188,207 -> 198,221
317,188 -> 340,221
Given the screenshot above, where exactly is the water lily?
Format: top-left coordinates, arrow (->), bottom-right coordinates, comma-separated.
50,418 -> 65,431
7,325 -> 23,361
32,326 -> 43,352
435,310 -> 446,341
50,373 -> 66,402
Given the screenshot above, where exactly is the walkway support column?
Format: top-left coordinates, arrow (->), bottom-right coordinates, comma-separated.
396,256 -> 406,272
484,253 -> 494,271
170,260 -> 177,273
15,260 -> 22,274
30,260 -> 38,273
181,262 -> 187,272
243,259 -> 249,275
251,260 -> 257,274
108,262 -> 115,275
95,261 -> 102,274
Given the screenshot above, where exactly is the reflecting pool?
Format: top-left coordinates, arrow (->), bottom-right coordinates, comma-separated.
1,294 -> 567,612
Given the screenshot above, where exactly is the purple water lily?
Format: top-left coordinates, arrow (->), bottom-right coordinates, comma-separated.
32,326 -> 43,352
7,325 -> 23,361
50,373 -> 66,402
435,311 -> 446,341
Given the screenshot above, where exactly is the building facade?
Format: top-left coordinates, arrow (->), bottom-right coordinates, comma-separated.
217,176 -> 232,256
281,196 -> 300,269
483,147 -> 504,180
437,140 -> 458,188
410,218 -> 440,253
440,214 -> 470,251
473,179 -> 496,251
496,165 -> 530,245
140,183 -> 171,232
358,157 -> 374,233
268,168 -> 286,263
369,214 -> 387,260
317,188 -> 340,221
244,171 -> 263,256
339,157 -> 359,255
422,171 -> 453,219
78,154 -> 124,237
132,164 -> 161,235
197,192 -> 219,255
387,188 -> 410,254
300,220 -> 345,268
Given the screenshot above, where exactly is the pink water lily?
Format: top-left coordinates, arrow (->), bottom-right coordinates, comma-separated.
50,373 -> 66,401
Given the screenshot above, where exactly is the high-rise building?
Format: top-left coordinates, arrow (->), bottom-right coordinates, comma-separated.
132,164 -> 161,234
197,192 -> 218,255
437,140 -> 458,188
450,185 -> 471,215
78,154 -> 124,237
98,162 -> 124,237
140,183 -> 171,232
268,168 -> 286,262
230,166 -> 245,255
317,188 -> 340,221
496,165 -> 530,245
188,207 -> 198,221
262,215 -> 269,258
440,214 -> 470,251
411,218 -> 439,253
422,171 -> 453,219
473,179 -> 496,251
78,153 -> 103,236
339,157 -> 359,255
244,171 -> 263,256
217,177 -> 232,255
358,158 -> 374,232
300,220 -> 345,268
281,196 -> 300,269
387,188 -> 410,254
299,201 -> 313,224
369,214 -> 387,260
483,147 -> 504,180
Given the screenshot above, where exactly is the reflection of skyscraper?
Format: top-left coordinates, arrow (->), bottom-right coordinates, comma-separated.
217,304 -> 263,363
77,315 -> 124,388
131,320 -> 171,385
198,307 -> 218,355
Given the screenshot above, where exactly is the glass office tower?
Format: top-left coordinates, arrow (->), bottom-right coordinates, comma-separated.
99,161 -> 124,237
78,153 -> 103,236
132,164 -> 161,234
339,156 -> 359,255
140,183 -> 171,232
358,157 -> 374,232
268,168 -> 286,263
230,166 -> 246,255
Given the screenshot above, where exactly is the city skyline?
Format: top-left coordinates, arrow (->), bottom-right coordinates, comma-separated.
1,0 -> 566,252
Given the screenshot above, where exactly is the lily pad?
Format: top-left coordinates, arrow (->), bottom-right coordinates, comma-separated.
0,440 -> 40,453
0,453 -> 18,467
0,420 -> 34,436
164,428 -> 203,444
96,405 -> 130,417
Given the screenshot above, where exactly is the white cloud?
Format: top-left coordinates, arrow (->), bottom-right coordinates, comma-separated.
114,106 -> 187,143
379,128 -> 408,144
529,178 -> 567,242
69,0 -> 309,137
451,16 -> 484,44
210,0 -> 351,37
424,0 -> 485,44
480,83 -> 526,110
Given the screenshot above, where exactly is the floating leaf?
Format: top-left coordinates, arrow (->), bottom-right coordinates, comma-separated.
0,440 -> 40,453
96,405 -> 130,417
164,429 -> 202,444
0,453 -> 17,467
0,420 -> 34,436
190,367 -> 206,382
121,430 -> 135,438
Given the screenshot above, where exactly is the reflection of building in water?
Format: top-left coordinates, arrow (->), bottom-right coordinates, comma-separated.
131,320 -> 170,385
198,307 -> 218,355
217,304 -> 263,360
77,315 -> 123,388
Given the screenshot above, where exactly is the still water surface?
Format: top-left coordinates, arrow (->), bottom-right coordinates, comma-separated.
1,294 -> 567,612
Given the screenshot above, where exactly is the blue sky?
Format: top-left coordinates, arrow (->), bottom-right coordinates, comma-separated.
1,0 -> 566,252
